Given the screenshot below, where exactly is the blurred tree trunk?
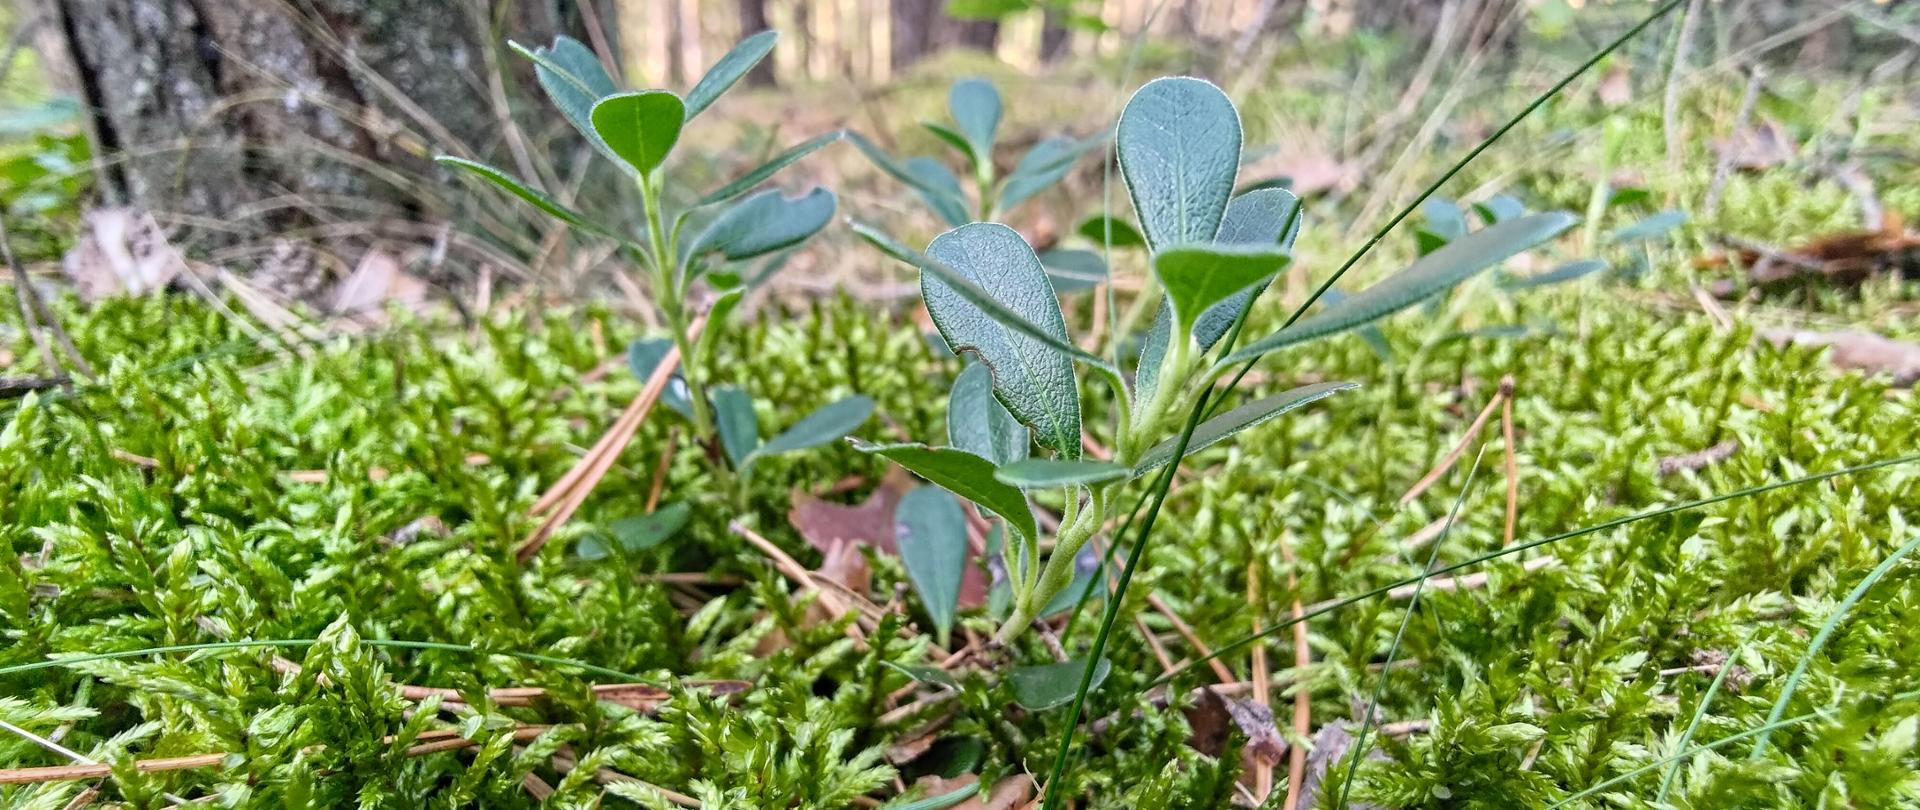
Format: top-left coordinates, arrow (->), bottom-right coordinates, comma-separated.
941,16 -> 999,53
891,0 -> 937,68
1039,7 -> 1071,62
737,0 -> 775,85
43,0 -> 574,233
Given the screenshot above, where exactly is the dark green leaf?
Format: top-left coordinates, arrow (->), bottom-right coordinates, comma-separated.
577,502 -> 691,560
750,395 -> 874,461
591,91 -> 685,176
919,121 -> 977,165
1221,212 -> 1576,368
999,136 -> 1097,214
851,440 -> 1037,543
923,223 -> 1082,457
949,79 -> 1002,162
947,362 -> 1028,466
684,30 -> 777,120
1152,244 -> 1290,342
1194,187 -> 1303,350
994,459 -> 1127,488
1010,656 -> 1110,711
895,486 -> 969,642
627,337 -> 695,420
1040,249 -> 1108,293
1134,382 -> 1357,475
712,385 -> 760,467
687,187 -> 836,262
696,130 -> 845,206
1075,215 -> 1146,248
435,157 -> 614,239
1116,77 -> 1242,251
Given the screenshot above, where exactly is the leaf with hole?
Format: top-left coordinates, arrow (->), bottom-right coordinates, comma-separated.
948,79 -> 1002,162
1153,244 -> 1290,344
851,440 -> 1036,544
436,157 -> 615,240
923,223 -> 1083,457
994,459 -> 1127,489
591,91 -> 685,176
696,130 -> 844,206
1134,381 -> 1357,475
895,486 -> 969,643
1221,212 -> 1576,368
748,394 -> 874,463
712,385 -> 760,467
683,30 -> 777,120
947,361 -> 1028,466
1076,215 -> 1146,248
1194,187 -> 1304,350
1117,77 -> 1242,251
1010,656 -> 1110,711
687,188 -> 836,263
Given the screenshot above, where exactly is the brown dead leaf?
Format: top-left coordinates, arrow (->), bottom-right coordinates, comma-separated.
1596,62 -> 1632,107
1702,219 -> 1920,295
1292,723 -> 1388,810
1183,686 -> 1288,766
788,469 -> 989,607
1717,118 -> 1797,172
1763,328 -> 1920,387
61,208 -> 183,300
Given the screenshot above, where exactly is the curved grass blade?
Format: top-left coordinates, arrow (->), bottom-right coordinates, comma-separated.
684,30 -> 777,120
994,459 -> 1128,489
1217,212 -> 1576,370
1656,630 -> 1757,802
852,440 -> 1038,544
1132,381 -> 1357,476
696,129 -> 845,207
1747,532 -> 1920,759
1116,76 -> 1242,251
435,157 -> 617,240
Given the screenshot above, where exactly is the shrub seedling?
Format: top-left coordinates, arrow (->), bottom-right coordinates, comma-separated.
436,33 -> 872,499
855,77 -> 1575,644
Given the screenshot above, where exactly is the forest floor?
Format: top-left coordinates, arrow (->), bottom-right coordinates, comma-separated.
3,36 -> 1920,810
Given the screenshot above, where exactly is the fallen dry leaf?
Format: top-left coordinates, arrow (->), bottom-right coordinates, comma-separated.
1763,328 -> 1920,387
1596,62 -> 1632,107
1716,118 -> 1797,172
1183,686 -> 1288,767
1291,722 -> 1389,810
788,469 -> 989,607
1703,218 -> 1920,296
61,208 -> 183,300
332,247 -> 429,319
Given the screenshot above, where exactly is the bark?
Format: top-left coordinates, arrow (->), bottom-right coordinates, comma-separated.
48,0 -> 573,235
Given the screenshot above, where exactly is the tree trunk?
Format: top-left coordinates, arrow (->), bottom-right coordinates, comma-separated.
737,0 -> 776,85
1039,7 -> 1071,62
940,14 -> 998,53
46,0 -> 573,238
890,0 -> 938,69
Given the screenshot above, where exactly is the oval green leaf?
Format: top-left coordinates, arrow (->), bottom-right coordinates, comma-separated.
511,37 -> 620,166
1116,77 -> 1242,251
895,486 -> 969,642
688,187 -> 837,263
905,158 -> 972,227
577,502 -> 691,560
994,459 -> 1127,489
1220,212 -> 1576,368
591,91 -> 685,176
920,121 -> 978,166
1076,215 -> 1146,248
627,337 -> 695,420
999,136 -> 1097,214
948,79 -> 1002,162
851,440 -> 1036,544
924,223 -> 1083,458
947,362 -> 1028,466
684,30 -> 777,120
1134,381 -> 1357,475
1010,656 -> 1110,711
712,385 -> 760,467
751,394 -> 875,461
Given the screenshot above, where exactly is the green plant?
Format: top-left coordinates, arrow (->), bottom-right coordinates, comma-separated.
436,33 -> 869,498
854,77 -> 1575,645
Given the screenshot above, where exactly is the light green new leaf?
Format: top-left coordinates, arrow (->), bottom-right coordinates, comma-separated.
947,362 -> 1028,466
1010,656 -> 1110,711
435,157 -> 615,239
1132,305 -> 1173,411
1116,77 -> 1242,251
948,79 -> 1002,161
1220,212 -> 1576,368
687,188 -> 836,262
851,440 -> 1037,543
712,385 -> 760,467
1134,381 -> 1357,475
696,130 -> 845,207
749,395 -> 874,461
1422,196 -> 1468,241
1610,209 -> 1686,244
684,30 -> 776,120
1193,187 -> 1303,350
1076,215 -> 1146,248
994,459 -> 1127,489
924,223 -> 1083,458
1039,249 -> 1108,293
1474,194 -> 1526,224
591,91 -> 685,176
999,136 -> 1098,214
1152,244 -> 1290,342
895,486 -> 969,642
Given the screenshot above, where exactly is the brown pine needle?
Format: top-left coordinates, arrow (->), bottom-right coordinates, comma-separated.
1248,558 -> 1274,804
1148,593 -> 1235,684
1400,378 -> 1509,506
1277,539 -> 1311,810
1501,378 -> 1519,546
646,426 -> 679,513
0,727 -> 550,786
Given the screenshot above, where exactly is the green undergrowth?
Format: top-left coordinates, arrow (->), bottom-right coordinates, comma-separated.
3,270 -> 1916,807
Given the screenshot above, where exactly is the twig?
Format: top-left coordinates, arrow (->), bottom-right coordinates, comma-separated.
1658,440 -> 1742,476
1248,557 -> 1273,804
1276,539 -> 1311,810
1148,594 -> 1235,684
645,426 -> 679,513
1501,377 -> 1518,547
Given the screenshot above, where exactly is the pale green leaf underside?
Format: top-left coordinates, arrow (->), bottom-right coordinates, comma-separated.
851,440 -> 1037,544
847,134 -> 970,226
994,459 -> 1128,489
511,37 -> 622,169
1219,211 -> 1577,369
749,394 -> 874,461
1134,381 -> 1358,475
948,78 -> 1002,162
947,362 -> 1029,466
688,188 -> 836,263
1193,186 -> 1304,350
1010,656 -> 1111,711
